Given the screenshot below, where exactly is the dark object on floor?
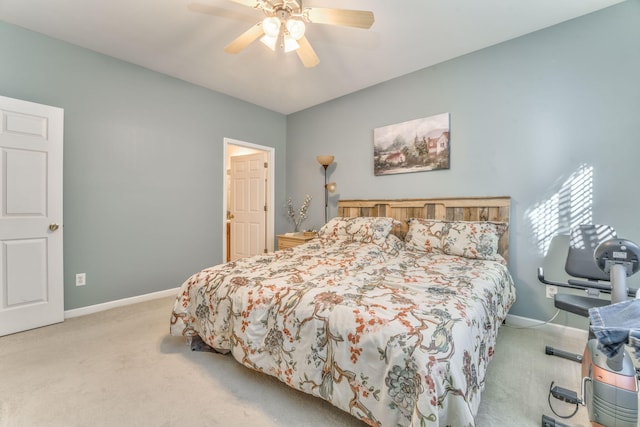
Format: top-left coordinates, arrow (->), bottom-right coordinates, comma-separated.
190,335 -> 216,352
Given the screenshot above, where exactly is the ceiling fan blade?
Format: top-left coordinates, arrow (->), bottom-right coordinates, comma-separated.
304,8 -> 374,29
225,0 -> 264,9
224,23 -> 265,54
296,36 -> 320,68
188,0 -> 262,14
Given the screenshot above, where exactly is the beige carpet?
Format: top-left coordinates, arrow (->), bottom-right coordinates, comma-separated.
0,296 -> 608,427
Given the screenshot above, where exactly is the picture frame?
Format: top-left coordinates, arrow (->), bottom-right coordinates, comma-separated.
373,113 -> 450,176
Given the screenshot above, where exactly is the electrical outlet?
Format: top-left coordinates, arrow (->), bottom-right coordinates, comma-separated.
546,285 -> 558,299
76,273 -> 86,287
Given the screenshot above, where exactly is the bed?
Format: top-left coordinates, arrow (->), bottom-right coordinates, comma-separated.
170,197 -> 516,426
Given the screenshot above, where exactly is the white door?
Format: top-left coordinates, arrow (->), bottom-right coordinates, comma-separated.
229,152 -> 267,261
0,95 -> 64,336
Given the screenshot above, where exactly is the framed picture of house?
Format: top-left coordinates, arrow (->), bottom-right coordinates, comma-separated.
373,113 -> 450,176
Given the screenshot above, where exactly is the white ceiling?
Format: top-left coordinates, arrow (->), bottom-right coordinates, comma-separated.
0,0 -> 624,114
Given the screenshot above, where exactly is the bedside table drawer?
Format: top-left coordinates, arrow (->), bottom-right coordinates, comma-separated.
277,234 -> 316,250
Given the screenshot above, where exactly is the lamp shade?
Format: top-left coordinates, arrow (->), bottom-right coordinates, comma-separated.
260,34 -> 278,51
326,182 -> 337,193
262,17 -> 281,37
316,155 -> 334,166
286,19 -> 306,40
283,35 -> 299,53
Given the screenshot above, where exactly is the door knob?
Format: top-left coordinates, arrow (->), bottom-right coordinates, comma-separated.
49,223 -> 60,231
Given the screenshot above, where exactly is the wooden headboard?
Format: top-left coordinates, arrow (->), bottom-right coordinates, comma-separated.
337,197 -> 511,261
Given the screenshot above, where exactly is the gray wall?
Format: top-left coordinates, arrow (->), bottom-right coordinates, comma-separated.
286,1 -> 640,327
0,22 -> 287,310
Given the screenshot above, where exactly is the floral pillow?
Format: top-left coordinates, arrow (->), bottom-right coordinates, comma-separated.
404,218 -> 447,254
405,218 -> 507,262
441,221 -> 507,262
318,217 -> 397,246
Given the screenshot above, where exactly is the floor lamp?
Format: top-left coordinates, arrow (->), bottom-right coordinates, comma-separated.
316,155 -> 336,223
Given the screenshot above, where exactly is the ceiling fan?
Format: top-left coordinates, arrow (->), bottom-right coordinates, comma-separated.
191,0 -> 374,68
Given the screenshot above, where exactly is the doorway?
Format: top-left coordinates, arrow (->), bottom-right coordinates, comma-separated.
223,138 -> 275,262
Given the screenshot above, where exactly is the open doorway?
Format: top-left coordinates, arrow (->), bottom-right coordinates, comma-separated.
223,138 -> 275,262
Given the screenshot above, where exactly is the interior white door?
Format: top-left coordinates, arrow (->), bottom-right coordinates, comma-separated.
229,152 -> 267,261
0,95 -> 64,336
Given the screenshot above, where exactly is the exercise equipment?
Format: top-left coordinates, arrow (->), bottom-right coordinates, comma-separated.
538,225 -> 639,427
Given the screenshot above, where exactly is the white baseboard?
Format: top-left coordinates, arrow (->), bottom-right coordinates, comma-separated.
505,313 -> 589,341
64,287 -> 179,319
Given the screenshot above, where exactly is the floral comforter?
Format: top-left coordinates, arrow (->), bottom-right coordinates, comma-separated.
170,238 -> 515,427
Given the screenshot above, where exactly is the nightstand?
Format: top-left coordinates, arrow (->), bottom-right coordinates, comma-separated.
277,233 -> 316,250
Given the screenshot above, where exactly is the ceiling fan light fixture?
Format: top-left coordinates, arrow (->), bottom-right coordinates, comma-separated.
286,18 -> 306,40
262,17 -> 281,37
260,34 -> 278,51
212,1 -> 374,68
283,35 -> 300,53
